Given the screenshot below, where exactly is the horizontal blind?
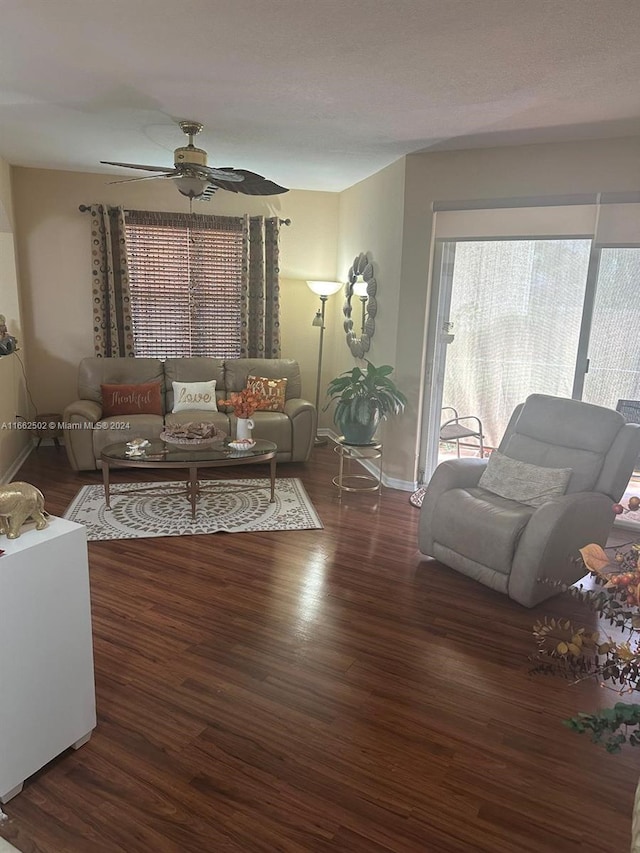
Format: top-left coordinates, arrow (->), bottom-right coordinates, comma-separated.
125,210 -> 244,359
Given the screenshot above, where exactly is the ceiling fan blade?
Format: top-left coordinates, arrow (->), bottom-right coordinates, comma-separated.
194,165 -> 245,183
108,172 -> 177,185
100,161 -> 173,172
209,169 -> 289,196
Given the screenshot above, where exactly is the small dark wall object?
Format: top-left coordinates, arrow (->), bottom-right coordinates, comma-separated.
0,335 -> 17,356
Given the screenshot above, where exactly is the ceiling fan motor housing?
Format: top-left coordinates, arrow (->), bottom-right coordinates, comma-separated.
174,145 -> 208,168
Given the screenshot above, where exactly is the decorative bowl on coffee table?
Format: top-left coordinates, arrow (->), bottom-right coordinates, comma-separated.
159,422 -> 226,448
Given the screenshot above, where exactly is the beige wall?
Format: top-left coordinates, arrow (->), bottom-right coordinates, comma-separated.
11,167 -> 339,414
326,158 -> 407,446
0,156 -> 29,480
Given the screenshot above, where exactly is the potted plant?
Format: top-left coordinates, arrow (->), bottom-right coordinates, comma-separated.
530,497 -> 640,850
325,360 -> 407,445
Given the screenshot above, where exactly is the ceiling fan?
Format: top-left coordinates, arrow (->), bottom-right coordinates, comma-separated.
100,120 -> 289,200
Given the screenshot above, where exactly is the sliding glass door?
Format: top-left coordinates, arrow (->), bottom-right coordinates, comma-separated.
581,248 -> 640,409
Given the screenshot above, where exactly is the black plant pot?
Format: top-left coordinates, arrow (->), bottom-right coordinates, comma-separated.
337,412 -> 380,445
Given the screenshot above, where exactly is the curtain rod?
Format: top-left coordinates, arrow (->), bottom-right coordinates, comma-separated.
78,204 -> 291,225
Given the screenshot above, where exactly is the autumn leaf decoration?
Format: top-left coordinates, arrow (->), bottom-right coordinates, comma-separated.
218,388 -> 269,418
531,497 -> 640,751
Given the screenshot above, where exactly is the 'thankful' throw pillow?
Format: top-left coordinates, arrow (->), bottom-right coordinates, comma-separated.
101,381 -> 163,417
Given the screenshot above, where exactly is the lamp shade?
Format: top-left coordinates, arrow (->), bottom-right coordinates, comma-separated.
352,276 -> 368,297
306,280 -> 343,297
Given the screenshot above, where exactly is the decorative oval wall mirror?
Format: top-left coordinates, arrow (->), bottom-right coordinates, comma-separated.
343,252 -> 377,359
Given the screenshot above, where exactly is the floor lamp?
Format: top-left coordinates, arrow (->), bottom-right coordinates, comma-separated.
306,280 -> 343,446
352,275 -> 368,334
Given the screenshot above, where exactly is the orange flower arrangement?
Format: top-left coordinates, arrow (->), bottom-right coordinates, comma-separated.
218,388 -> 268,419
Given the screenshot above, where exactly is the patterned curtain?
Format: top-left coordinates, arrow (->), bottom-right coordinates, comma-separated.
241,216 -> 281,358
89,204 -> 134,357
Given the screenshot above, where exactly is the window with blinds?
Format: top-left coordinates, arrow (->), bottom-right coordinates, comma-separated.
125,210 -> 244,359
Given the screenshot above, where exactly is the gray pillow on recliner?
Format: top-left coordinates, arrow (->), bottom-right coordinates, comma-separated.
478,450 -> 572,507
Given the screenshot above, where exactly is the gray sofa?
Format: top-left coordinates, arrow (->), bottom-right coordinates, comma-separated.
419,393 -> 640,608
63,357 -> 316,471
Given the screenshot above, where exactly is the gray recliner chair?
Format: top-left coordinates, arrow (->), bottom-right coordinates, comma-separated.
418,394 -> 640,607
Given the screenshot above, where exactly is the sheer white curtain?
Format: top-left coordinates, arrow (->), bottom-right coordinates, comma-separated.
441,238 -> 592,449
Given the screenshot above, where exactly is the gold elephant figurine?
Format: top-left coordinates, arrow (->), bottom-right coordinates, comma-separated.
0,481 -> 48,539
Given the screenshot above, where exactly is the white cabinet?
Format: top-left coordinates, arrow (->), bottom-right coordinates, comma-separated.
0,517 -> 96,803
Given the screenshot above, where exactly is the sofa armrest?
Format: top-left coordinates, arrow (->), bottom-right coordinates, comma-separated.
65,400 -> 103,422
418,458 -> 488,556
284,398 -> 317,462
509,491 -> 615,608
62,400 -> 103,471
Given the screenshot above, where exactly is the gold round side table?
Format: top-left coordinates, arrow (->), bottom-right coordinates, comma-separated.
332,437 -> 383,498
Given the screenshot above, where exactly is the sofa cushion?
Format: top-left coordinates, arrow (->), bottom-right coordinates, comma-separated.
101,382 -> 163,416
243,412 -> 292,451
478,450 -> 572,507
514,393 -> 624,454
225,358 -> 301,398
501,393 -> 626,494
247,375 -> 287,412
79,357 -> 164,405
171,380 -> 218,413
433,487 -> 535,575
503,434 -> 604,494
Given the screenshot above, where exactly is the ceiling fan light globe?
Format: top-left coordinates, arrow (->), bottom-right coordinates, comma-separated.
174,175 -> 208,199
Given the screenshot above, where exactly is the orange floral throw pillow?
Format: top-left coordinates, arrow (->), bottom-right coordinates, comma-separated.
101,381 -> 163,417
246,375 -> 288,412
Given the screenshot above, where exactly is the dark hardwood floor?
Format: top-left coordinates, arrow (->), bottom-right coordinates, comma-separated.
1,444 -> 637,852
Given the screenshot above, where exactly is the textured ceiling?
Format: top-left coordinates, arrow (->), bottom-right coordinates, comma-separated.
1,0 -> 640,191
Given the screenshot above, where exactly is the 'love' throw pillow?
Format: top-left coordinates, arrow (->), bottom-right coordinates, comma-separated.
101,382 -> 163,417
172,380 -> 218,413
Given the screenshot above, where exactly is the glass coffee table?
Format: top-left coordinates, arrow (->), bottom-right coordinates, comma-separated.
100,439 -> 278,519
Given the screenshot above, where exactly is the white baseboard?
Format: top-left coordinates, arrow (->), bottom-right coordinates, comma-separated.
1,443 -> 33,484
383,474 -> 417,492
